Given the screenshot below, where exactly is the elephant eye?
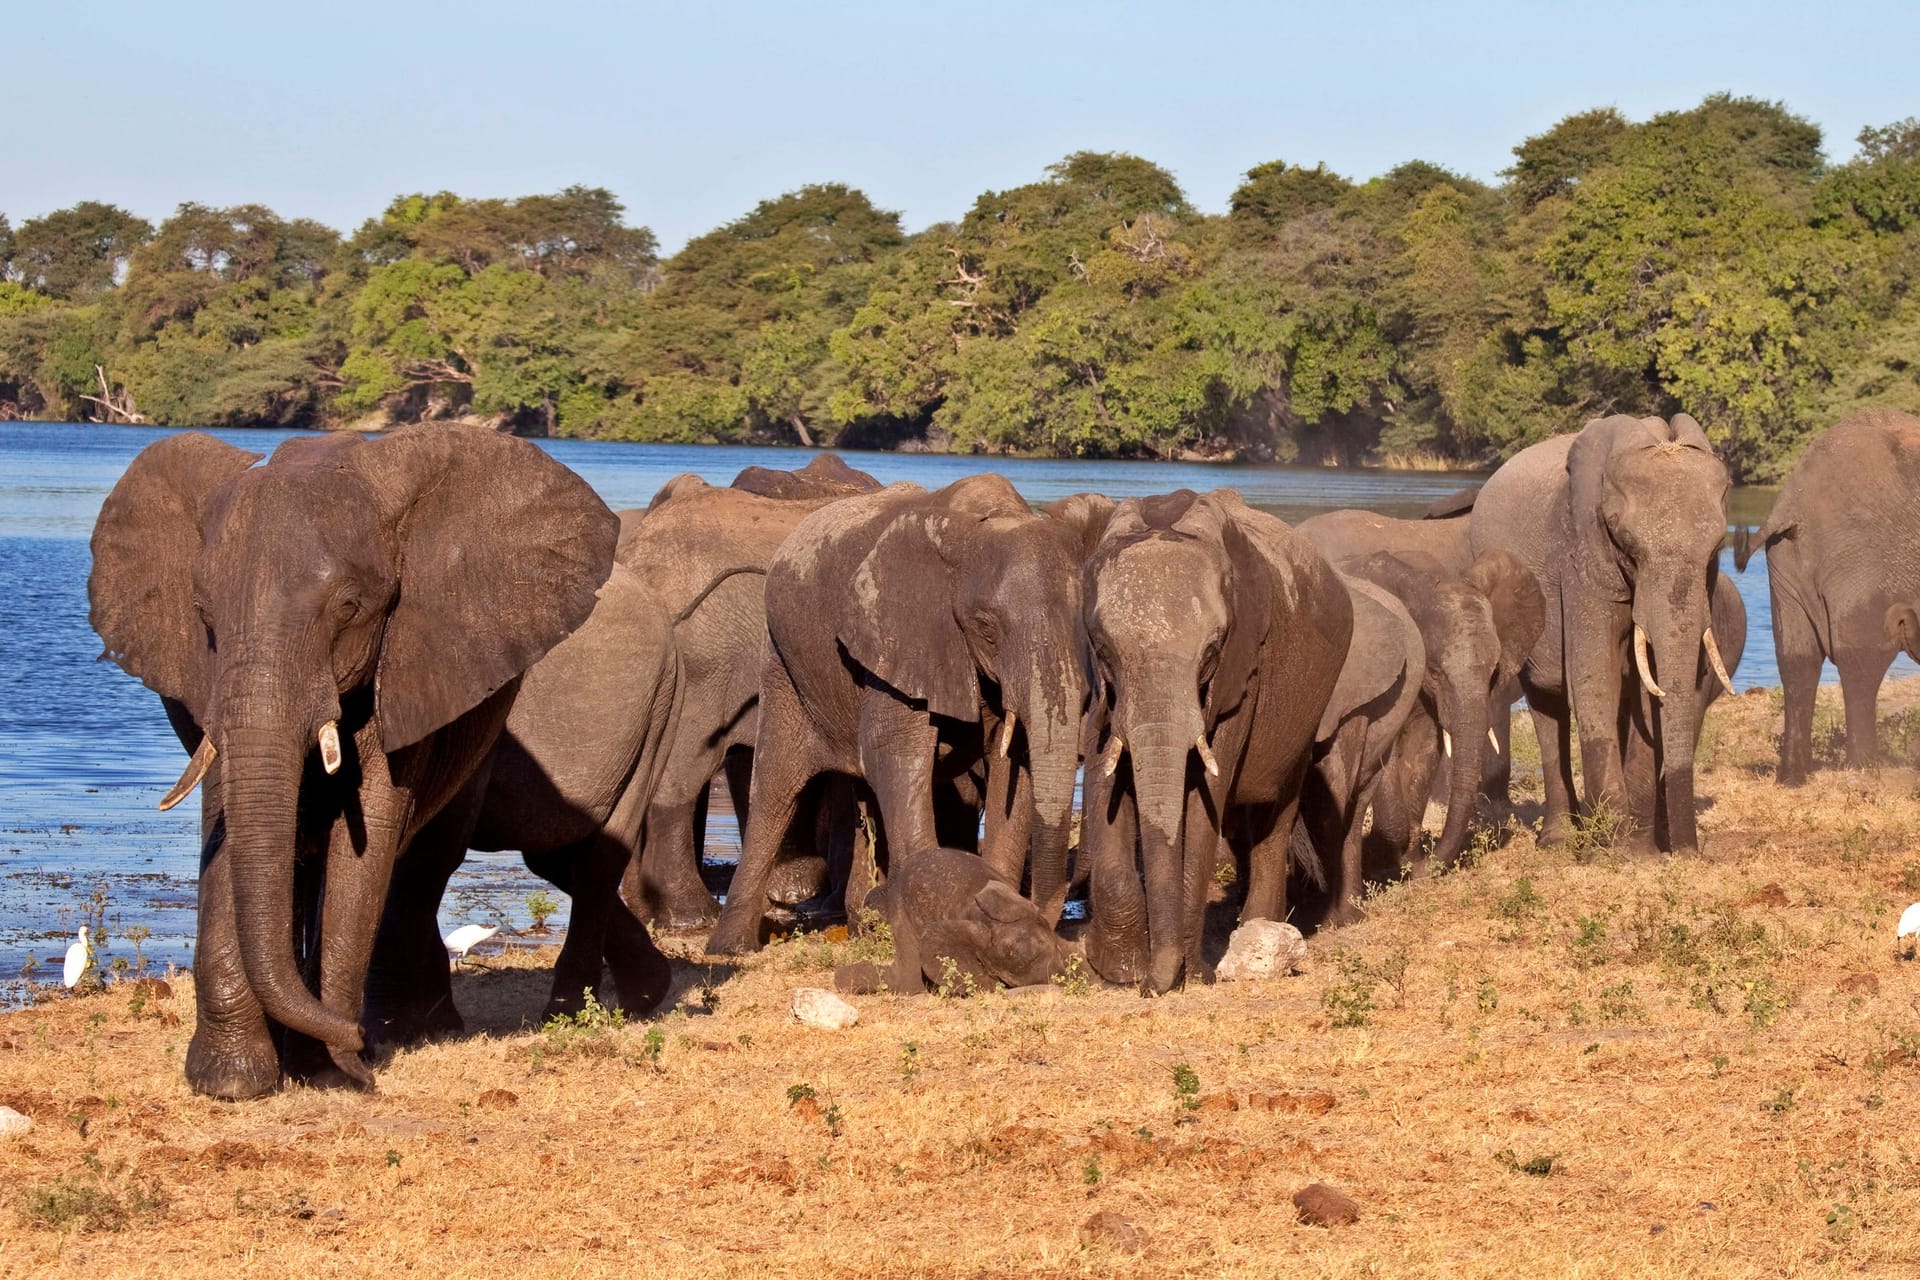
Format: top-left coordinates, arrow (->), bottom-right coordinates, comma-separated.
972,610 -> 1000,645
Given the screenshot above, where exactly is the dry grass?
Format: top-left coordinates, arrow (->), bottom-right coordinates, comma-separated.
6,685 -> 1920,1277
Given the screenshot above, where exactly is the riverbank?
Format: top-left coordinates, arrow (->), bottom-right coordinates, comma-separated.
2,679 -> 1917,1275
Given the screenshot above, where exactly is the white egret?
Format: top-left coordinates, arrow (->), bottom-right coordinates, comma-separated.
444,924 -> 499,966
62,927 -> 92,989
1897,902 -> 1920,951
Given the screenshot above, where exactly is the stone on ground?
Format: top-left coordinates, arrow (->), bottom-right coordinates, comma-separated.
791,987 -> 859,1029
1216,919 -> 1307,980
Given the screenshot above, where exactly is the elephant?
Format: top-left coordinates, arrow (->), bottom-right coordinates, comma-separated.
832,846 -> 1074,995
1466,413 -> 1738,851
1080,489 -> 1352,993
1733,408 -> 1920,783
1291,573 -> 1424,927
706,473 -> 1104,954
614,454 -> 881,928
361,560 -> 682,1047
1305,547 -> 1545,875
88,425 -> 615,1099
1294,507 -> 1473,576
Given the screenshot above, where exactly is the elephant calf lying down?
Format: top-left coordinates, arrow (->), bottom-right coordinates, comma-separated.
835,848 -> 1075,995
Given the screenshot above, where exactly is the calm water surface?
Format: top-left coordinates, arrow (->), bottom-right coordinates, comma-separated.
1,421 -> 1904,993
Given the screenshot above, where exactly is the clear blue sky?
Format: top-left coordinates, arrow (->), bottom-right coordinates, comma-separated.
11,1 -> 1917,251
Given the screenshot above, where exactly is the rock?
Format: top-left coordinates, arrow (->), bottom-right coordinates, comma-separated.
1742,883 -> 1789,908
0,1106 -> 31,1138
791,987 -> 859,1029
475,1089 -> 518,1110
1216,919 -> 1308,981
1292,1182 -> 1360,1227
1079,1210 -> 1148,1254
130,977 -> 173,1000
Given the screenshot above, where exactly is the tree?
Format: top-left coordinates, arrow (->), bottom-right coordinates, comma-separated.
1505,108 -> 1628,208
9,203 -> 151,299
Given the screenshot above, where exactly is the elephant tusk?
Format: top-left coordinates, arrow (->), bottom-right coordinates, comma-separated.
1442,730 -> 1453,759
1633,625 -> 1665,699
318,720 -> 343,775
998,710 -> 1016,759
1101,734 -> 1125,779
1487,727 -> 1501,755
1195,735 -> 1220,778
1702,627 -> 1735,697
158,736 -> 217,812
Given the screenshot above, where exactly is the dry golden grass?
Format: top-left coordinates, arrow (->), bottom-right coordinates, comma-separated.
6,682 -> 1920,1277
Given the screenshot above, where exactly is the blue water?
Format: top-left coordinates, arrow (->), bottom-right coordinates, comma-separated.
0,421 -> 1905,992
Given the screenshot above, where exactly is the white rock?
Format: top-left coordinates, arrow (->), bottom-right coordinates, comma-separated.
0,1105 -> 32,1138
791,987 -> 859,1029
1215,920 -> 1307,981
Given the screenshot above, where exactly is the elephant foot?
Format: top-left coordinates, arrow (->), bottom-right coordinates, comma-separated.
364,999 -> 465,1052
1325,902 -> 1366,928
281,1035 -> 376,1093
1538,813 -> 1571,848
835,961 -> 886,995
704,911 -> 769,956
766,855 -> 830,906
610,950 -> 674,1018
1776,766 -> 1808,788
186,1026 -> 282,1101
645,889 -> 721,931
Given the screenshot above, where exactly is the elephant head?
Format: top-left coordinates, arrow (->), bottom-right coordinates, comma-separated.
1083,490 -> 1277,993
90,426 -> 615,1070
834,474 -> 1093,913
1565,413 -> 1731,849
919,880 -> 1074,990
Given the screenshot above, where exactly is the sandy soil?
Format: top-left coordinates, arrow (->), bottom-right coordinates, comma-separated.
3,680 -> 1920,1277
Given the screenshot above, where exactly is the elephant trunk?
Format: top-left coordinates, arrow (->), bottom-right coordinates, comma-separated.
1021,698 -> 1080,919
1640,589 -> 1706,852
1431,686 -> 1490,867
220,668 -> 364,1054
1126,718 -> 1200,995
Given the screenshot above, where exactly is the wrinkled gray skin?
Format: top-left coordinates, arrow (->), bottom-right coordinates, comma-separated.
1081,490 -> 1351,994
1469,414 -> 1734,851
363,562 -> 680,1047
707,474 -> 1102,954
1736,409 -> 1920,783
614,455 -> 881,927
833,847 -> 1074,995
1295,507 -> 1473,575
1324,549 -> 1545,875
1291,575 -> 1423,927
89,427 -> 614,1099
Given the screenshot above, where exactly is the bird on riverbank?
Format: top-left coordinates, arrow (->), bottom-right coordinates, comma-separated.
62,927 -> 91,988
1898,902 -> 1920,958
444,924 -> 499,968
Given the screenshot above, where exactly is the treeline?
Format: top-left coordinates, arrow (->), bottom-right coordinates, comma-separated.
4,95 -> 1918,479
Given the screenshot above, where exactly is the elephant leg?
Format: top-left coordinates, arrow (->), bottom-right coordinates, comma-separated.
724,748 -> 753,840
1834,645 -> 1893,770
707,670 -> 825,955
858,693 -> 943,862
1084,736 -> 1146,985
1618,694 -> 1662,854
1566,598 -> 1631,815
1527,683 -> 1576,847
1773,596 -> 1822,785
1482,678 -> 1520,808
1241,796 -> 1300,927
631,798 -> 721,929
363,784 -> 479,1050
979,745 -> 1033,887
184,767 -> 283,1101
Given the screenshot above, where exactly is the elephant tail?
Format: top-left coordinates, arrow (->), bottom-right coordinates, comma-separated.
1288,822 -> 1328,892
674,565 -> 769,623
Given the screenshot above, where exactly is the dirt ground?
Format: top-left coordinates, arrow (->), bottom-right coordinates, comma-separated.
3,680 -> 1920,1278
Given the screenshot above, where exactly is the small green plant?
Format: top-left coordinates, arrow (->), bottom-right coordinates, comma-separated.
1762,1086 -> 1797,1116
1051,952 -> 1093,997
1744,975 -> 1788,1028
21,1158 -> 166,1233
821,1103 -> 845,1138
1495,1148 -> 1557,1177
1082,1156 -> 1102,1186
1569,916 -> 1609,968
933,955 -> 980,999
1566,801 -> 1630,863
786,1083 -> 816,1107
1711,1054 -> 1730,1078
121,925 -> 151,974
1321,952 -> 1377,1028
1495,877 -> 1542,924
898,1040 -> 921,1086
1169,1062 -> 1201,1111
638,1025 -> 666,1068
1597,981 -> 1643,1023
848,908 -> 895,965
385,1149 -> 401,1168
537,990 -> 626,1059
1476,974 -> 1499,1014
525,890 -> 559,934
1826,1201 -> 1860,1242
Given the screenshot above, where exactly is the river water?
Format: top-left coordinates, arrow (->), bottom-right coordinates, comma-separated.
1,421 -> 1905,995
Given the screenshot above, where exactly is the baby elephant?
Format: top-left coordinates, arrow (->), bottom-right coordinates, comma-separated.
835,847 -> 1075,995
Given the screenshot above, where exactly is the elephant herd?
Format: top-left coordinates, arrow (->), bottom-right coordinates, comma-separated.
86,406 -> 1920,1099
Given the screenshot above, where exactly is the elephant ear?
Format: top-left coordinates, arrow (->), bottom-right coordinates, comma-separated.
351,425 -> 619,752
1212,510 -> 1276,722
1319,579 -> 1415,741
1466,550 -> 1546,688
917,920 -> 997,991
89,432 -> 263,721
839,508 -> 981,722
1565,415 -> 1636,603
972,879 -> 1039,925
1669,412 -> 1713,453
